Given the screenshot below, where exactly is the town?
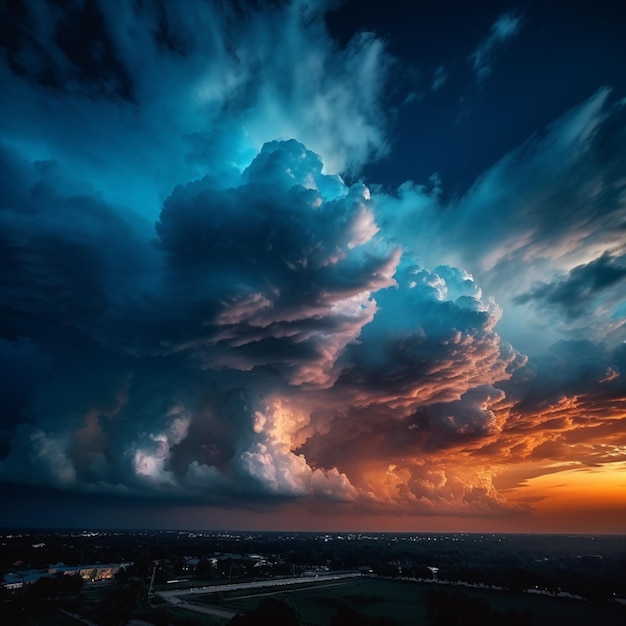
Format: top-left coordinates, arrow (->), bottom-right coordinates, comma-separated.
2,529 -> 626,625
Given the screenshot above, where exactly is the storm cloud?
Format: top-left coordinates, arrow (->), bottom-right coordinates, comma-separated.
0,128 -> 525,516
1,0 -> 626,530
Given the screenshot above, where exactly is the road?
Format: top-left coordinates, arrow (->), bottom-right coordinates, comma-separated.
158,572 -> 362,604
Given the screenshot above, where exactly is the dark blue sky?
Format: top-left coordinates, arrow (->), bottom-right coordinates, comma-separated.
328,0 -> 626,196
1,0 -> 625,533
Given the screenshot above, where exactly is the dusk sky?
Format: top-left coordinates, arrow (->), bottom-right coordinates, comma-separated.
1,0 -> 626,534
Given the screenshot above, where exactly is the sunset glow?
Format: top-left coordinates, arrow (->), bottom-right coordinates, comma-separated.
1,0 -> 625,534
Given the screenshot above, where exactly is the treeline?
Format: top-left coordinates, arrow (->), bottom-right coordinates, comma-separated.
3,531 -> 626,602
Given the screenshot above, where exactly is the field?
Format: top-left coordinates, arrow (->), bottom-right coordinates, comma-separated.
189,577 -> 626,626
4,577 -> 626,625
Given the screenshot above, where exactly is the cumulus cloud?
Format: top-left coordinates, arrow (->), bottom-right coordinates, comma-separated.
0,125 -> 527,516
236,398 -> 359,501
335,262 -> 522,410
1,0 -> 625,526
140,139 -> 400,387
367,86 -> 626,514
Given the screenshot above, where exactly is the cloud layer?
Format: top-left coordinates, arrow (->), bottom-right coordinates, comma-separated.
1,0 -> 626,529
0,130 -> 526,516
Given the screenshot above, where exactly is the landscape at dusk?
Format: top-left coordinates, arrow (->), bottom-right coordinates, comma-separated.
1,0 -> 626,536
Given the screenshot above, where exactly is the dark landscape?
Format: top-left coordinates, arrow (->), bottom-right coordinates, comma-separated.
2,529 -> 626,625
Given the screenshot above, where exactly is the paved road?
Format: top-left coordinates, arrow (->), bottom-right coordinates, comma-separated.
158,572 -> 362,604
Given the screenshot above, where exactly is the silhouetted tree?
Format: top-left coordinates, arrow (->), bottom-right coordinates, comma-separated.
195,558 -> 214,578
100,579 -> 148,626
425,588 -> 534,626
26,573 -> 83,599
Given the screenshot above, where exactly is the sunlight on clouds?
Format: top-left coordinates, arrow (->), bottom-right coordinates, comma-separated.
131,417 -> 190,486
355,459 -> 527,516
1,0 -> 626,532
238,397 -> 359,501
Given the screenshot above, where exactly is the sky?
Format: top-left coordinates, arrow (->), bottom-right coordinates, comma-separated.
1,0 -> 625,534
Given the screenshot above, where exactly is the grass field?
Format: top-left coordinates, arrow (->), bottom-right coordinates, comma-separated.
136,605 -> 229,626
8,578 -> 626,625
209,578 -> 426,625
190,577 -> 626,626
25,613 -> 81,626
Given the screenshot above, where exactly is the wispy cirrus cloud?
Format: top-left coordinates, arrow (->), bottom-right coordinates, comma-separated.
382,87 -> 626,352
0,0 -> 393,219
513,252 -> 626,320
469,11 -> 523,84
